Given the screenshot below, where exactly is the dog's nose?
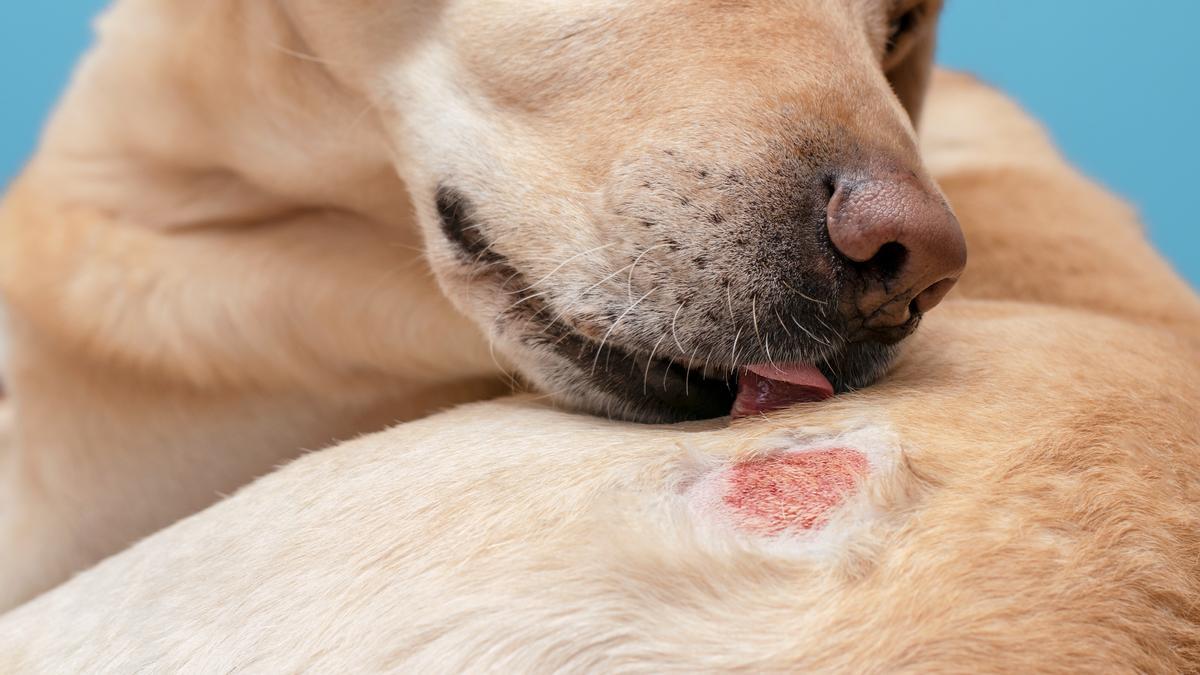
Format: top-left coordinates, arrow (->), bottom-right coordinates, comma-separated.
826,171 -> 967,329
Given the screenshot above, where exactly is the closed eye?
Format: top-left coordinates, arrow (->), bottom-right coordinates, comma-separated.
884,1 -> 927,62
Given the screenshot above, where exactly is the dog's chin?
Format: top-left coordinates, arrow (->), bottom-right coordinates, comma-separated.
518,326 -> 899,424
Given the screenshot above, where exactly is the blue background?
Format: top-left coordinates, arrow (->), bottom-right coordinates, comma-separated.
1,2 -> 1196,286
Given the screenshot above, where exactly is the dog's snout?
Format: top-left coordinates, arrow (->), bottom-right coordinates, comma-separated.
826,171 -> 967,329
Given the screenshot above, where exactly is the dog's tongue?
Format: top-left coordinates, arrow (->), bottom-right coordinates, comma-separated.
731,363 -> 834,419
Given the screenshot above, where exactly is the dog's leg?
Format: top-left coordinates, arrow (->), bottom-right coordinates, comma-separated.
0,175 -> 506,610
0,0 -> 512,608
0,309 -> 505,610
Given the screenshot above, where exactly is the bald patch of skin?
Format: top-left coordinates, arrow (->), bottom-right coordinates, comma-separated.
725,448 -> 869,535
688,447 -> 871,538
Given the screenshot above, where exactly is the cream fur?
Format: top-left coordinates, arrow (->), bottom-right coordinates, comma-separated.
1,73 -> 1197,672
0,0 -> 951,608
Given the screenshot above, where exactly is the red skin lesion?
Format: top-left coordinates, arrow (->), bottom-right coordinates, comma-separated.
723,448 -> 868,536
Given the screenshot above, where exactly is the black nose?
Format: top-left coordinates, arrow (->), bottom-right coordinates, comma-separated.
826,170 -> 967,331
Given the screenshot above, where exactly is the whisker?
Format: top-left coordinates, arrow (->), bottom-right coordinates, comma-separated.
496,288 -> 557,320
643,332 -> 669,396
544,262 -> 636,329
384,241 -> 428,256
660,353 -> 677,391
485,335 -> 521,393
818,349 -> 835,376
590,287 -> 657,377
465,258 -> 512,285
341,101 -> 379,136
786,281 -> 828,307
791,315 -> 833,348
685,345 -> 700,397
813,312 -> 845,345
519,242 -> 616,293
750,294 -> 770,366
626,243 -> 671,303
724,284 -> 744,362
268,41 -> 338,66
670,302 -> 688,354
774,307 -> 793,338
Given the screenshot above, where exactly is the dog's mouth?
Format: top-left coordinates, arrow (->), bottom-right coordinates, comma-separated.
436,185 -> 897,423
537,322 -> 890,424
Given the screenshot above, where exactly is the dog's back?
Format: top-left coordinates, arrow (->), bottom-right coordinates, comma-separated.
1,73 -> 1197,672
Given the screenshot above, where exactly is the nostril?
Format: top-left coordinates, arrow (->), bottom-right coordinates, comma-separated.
912,276 -> 958,314
859,241 -> 908,281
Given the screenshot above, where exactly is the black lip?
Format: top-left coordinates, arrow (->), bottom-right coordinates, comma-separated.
539,327 -> 739,423
437,186 -> 504,264
534,322 -> 897,424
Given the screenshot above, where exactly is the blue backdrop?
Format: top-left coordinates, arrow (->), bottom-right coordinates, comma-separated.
1,2 -> 1196,285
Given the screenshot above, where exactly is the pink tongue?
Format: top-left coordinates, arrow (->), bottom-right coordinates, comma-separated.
731,364 -> 834,419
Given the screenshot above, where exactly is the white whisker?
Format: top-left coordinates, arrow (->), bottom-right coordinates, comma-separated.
814,312 -> 845,345
660,353 -> 677,391
643,332 -> 669,396
791,315 -> 833,348
590,287 -> 657,377
485,336 -> 521,393
685,345 -> 700,397
774,307 -> 793,338
670,302 -> 688,354
494,288 -> 555,322
626,243 -> 671,303
750,294 -> 769,365
267,42 -> 339,66
544,262 -> 635,329
520,242 -> 615,293
783,280 -> 828,307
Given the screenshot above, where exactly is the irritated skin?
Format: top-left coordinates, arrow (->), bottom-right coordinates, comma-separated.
724,449 -> 869,535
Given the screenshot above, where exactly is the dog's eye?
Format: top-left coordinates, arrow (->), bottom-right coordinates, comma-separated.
885,3 -> 925,58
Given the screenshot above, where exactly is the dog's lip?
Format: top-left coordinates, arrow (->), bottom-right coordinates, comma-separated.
545,321 -> 738,422
564,320 -> 840,421
730,363 -> 834,419
547,316 -> 897,423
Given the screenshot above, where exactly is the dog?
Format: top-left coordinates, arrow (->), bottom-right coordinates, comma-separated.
0,0 -> 963,609
2,72 -> 1196,671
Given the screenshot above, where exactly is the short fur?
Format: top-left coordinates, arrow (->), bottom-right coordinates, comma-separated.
0,0 -> 949,608
1,74 -> 1197,672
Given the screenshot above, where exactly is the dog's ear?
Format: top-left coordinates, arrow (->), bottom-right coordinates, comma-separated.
885,18 -> 939,128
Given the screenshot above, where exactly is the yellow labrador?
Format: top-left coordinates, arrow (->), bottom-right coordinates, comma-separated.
1,74 -> 1196,671
0,0 -> 964,608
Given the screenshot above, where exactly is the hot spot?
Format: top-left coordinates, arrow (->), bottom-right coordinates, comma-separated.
721,448 -> 868,536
